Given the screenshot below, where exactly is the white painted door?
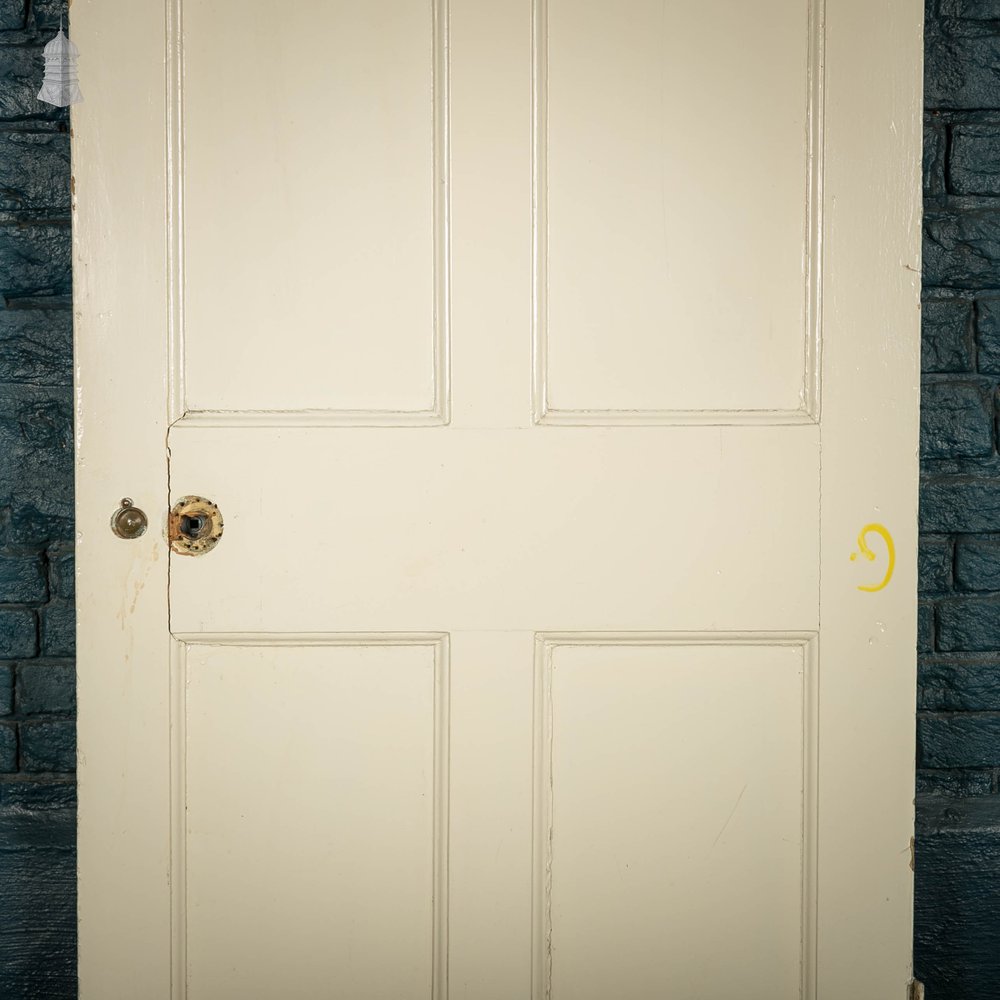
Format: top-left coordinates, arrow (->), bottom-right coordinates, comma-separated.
72,1 -> 923,998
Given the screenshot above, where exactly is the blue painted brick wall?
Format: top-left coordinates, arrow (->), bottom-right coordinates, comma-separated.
919,2 -> 1000,995
0,1 -> 76,997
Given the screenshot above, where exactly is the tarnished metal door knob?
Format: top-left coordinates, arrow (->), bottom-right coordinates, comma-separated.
110,498 -> 148,539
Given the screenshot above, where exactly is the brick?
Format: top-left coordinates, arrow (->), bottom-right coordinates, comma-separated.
919,600 -> 936,653
0,3 -> 26,31
940,0 -> 1000,18
0,385 -> 73,523
0,503 -> 72,548
17,662 -> 73,715
0,129 -> 69,212
923,298 -> 974,373
0,817 -> 77,998
0,44 -> 66,121
0,221 -> 71,298
951,125 -> 1000,196
919,535 -> 954,593
39,600 -> 72,657
19,720 -> 74,772
920,655 -> 1000,709
925,120 -> 948,198
0,778 -> 75,810
0,310 -> 75,390
956,536 -> 1000,590
920,378 -> 994,458
0,608 -> 35,658
0,552 -> 46,603
0,722 -> 15,771
30,0 -> 68,33
0,662 -> 11,715
920,712 -> 1000,767
915,795 -> 1000,998
924,209 -> 1000,289
939,595 -> 1000,650
925,25 -> 1000,110
916,768 -> 995,795
976,298 -> 1000,373
47,545 -> 71,599
920,475 -> 1000,532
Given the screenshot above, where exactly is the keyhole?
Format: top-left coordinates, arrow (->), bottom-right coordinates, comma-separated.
179,513 -> 209,540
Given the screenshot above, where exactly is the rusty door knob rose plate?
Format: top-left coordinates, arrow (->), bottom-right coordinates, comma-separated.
169,496 -> 223,555
111,498 -> 148,539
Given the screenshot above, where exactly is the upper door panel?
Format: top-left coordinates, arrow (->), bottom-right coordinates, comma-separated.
538,0 -> 821,424
181,0 -> 447,421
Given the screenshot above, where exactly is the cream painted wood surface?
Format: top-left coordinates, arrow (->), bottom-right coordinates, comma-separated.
72,1 -> 923,998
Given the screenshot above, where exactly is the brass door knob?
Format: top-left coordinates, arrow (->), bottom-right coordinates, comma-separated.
110,498 -> 148,540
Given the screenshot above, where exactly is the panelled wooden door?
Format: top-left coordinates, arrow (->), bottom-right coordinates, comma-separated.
73,1 -> 923,997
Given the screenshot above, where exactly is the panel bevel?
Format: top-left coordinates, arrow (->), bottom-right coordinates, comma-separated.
167,0 -> 451,425
531,0 -> 825,426
169,633 -> 450,1000
531,632 -> 818,1000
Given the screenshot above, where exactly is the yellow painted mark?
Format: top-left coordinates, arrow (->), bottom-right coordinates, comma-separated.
849,523 -> 895,592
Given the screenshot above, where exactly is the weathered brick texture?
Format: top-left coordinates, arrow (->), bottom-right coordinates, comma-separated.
922,298 -> 975,372
918,3 -> 1000,995
920,377 -> 994,457
0,2 -> 76,997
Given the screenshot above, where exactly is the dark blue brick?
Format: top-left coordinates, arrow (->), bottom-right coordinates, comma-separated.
0,222 -> 71,297
916,768 -> 995,795
0,804 -> 76,999
940,0 -> 1000,17
0,722 -> 14,771
0,306 -> 71,387
39,601 -> 71,657
923,298 -> 974,373
0,662 -> 11,715
925,20 -> 1000,110
925,120 -> 948,198
0,503 -> 72,548
17,662 -> 73,715
951,125 -> 1000,196
921,378 -> 994,458
924,210 -> 1000,289
0,553 -> 45,603
976,297 -> 1000,373
920,655 -> 1000,709
920,600 -> 936,653
0,3 -> 26,31
920,476 -> 1000,532
0,780 -> 74,810
0,130 -> 69,212
0,45 -> 66,122
939,595 -> 1000,650
919,712 -> 1000,767
919,535 -> 954,593
0,608 -> 35,658
47,545 -> 71,599
956,536 -> 1000,590
916,795 -> 1000,999
0,386 -> 73,523
19,721 -> 74,773
31,0 -> 68,32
